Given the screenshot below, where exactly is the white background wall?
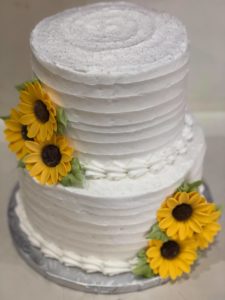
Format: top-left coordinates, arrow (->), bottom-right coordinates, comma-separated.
0,0 -> 225,115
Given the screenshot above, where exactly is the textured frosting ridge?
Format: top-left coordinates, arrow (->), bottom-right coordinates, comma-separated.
15,194 -> 134,275
17,123 -> 206,275
17,2 -> 207,276
30,2 -> 189,162
84,114 -> 194,180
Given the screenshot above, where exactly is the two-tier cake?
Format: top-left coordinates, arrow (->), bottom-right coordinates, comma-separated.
4,2 -> 221,287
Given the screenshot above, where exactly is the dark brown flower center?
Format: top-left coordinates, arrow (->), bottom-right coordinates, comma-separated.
160,240 -> 180,259
41,144 -> 61,167
34,100 -> 49,123
21,125 -> 33,141
172,203 -> 193,221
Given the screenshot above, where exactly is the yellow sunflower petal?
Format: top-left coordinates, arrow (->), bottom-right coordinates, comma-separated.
166,198 -> 178,209
159,260 -> 169,278
168,262 -> 179,280
36,81 -> 44,97
167,222 -> 179,237
157,208 -> 171,219
178,192 -> 189,204
5,120 -> 21,131
193,212 -> 212,223
5,132 -> 22,142
209,223 -> 221,232
149,240 -> 163,248
20,114 -> 36,125
176,259 -> 191,273
146,247 -> 160,258
9,141 -> 24,152
24,153 -> 41,163
180,251 -> 197,261
40,168 -> 50,185
50,168 -> 58,184
159,216 -> 174,229
188,219 -> 202,233
29,163 -> 43,177
28,122 -> 40,138
61,154 -> 73,162
41,125 -> 48,140
57,163 -> 68,177
25,141 -> 40,153
150,257 -> 163,269
210,210 -> 221,222
63,162 -> 72,173
10,108 -> 21,119
18,102 -> 33,113
47,175 -> 54,185
178,223 -> 187,240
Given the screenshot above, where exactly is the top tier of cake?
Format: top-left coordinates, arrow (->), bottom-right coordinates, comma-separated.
30,2 -> 189,165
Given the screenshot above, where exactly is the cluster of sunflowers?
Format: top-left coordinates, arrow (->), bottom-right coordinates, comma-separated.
3,80 -> 84,187
133,182 -> 221,280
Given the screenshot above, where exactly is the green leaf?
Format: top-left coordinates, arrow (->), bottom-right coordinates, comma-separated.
146,223 -> 169,242
56,107 -> 68,135
188,180 -> 203,192
132,250 -> 155,278
61,173 -> 77,186
60,173 -> 84,188
60,158 -> 85,188
137,248 -> 147,259
17,160 -> 25,168
71,157 -> 85,173
133,261 -> 154,278
15,79 -> 40,91
176,180 -> 203,193
0,115 -> 10,121
176,182 -> 189,192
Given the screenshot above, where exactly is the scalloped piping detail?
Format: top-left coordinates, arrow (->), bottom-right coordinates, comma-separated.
15,193 -> 135,276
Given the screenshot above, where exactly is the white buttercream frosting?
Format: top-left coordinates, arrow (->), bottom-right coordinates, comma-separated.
17,123 -> 206,275
84,113 -> 194,180
30,2 -> 189,161
31,2 -> 188,85
15,194 -> 135,275
17,2 -> 207,276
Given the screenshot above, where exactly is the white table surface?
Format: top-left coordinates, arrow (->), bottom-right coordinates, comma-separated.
0,115 -> 225,300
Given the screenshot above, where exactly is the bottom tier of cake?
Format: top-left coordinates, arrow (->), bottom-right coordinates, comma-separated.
16,124 -> 205,275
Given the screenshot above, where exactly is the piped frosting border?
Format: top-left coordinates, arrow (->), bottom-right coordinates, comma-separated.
15,192 -> 135,275
84,114 -> 194,180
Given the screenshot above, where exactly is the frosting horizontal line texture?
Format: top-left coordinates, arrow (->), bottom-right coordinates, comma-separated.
17,123 -> 205,274
23,2 -> 207,275
32,54 -> 189,98
69,115 -> 184,144
66,95 -> 185,127
30,2 -> 189,161
83,114 -> 194,180
15,197 -> 135,274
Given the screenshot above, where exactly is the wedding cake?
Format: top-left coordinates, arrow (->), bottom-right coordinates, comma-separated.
6,2 -> 214,280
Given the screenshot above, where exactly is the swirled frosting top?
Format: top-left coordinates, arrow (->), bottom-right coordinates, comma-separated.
30,2 -> 188,84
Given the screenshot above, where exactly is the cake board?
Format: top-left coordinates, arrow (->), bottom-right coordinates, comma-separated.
7,183 -> 213,294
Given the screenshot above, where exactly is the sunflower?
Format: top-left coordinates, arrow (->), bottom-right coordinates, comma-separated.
146,238 -> 198,280
157,192 -> 212,240
24,135 -> 73,185
4,108 -> 33,159
195,222 -> 221,250
18,81 -> 57,142
195,203 -> 221,250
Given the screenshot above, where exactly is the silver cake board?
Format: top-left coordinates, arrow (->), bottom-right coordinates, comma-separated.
8,183 -> 213,294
